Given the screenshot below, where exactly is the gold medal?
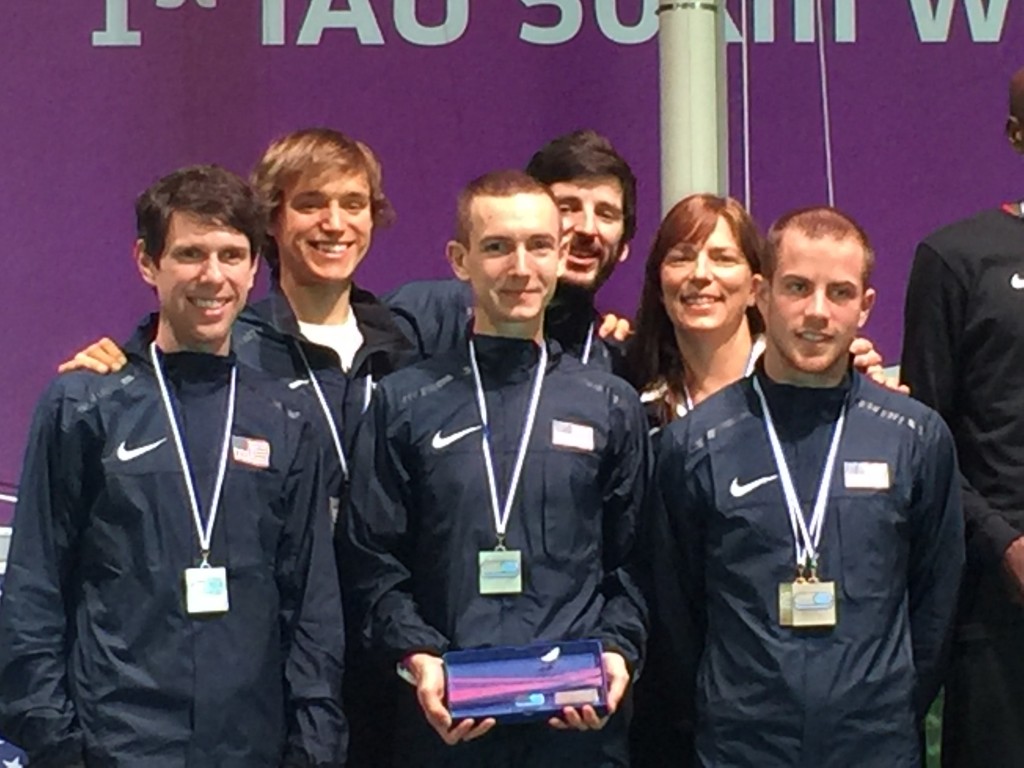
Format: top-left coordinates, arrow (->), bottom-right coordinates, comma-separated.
779,573 -> 837,628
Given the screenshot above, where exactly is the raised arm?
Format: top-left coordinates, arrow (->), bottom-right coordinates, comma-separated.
382,279 -> 473,360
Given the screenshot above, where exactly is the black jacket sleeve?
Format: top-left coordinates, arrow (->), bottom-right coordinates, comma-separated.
901,241 -> 1018,567
340,386 -> 450,661
649,424 -> 708,704
907,411 -> 965,717
382,279 -> 472,361
0,381 -> 90,767
635,420 -> 709,764
277,420 -> 347,768
595,389 -> 652,669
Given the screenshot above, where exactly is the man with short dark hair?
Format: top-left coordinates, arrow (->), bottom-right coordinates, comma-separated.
652,207 -> 964,766
342,170 -> 650,767
901,66 -> 1024,768
0,165 -> 345,767
526,129 -> 636,293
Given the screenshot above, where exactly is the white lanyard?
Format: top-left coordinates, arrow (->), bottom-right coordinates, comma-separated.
751,376 -> 846,574
580,322 -> 594,366
293,342 -> 368,482
363,375 -> 373,412
683,339 -> 763,412
150,343 -> 236,565
467,339 -> 547,547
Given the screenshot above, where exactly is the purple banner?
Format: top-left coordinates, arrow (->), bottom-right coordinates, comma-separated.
1,0 -> 1021,507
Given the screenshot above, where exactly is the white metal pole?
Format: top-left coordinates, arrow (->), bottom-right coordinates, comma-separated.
658,1 -> 729,216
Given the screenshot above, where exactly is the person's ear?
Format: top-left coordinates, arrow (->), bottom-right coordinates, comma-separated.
753,273 -> 769,315
1007,116 -> 1024,154
746,271 -> 758,307
135,239 -> 158,286
245,252 -> 259,292
858,286 -> 876,329
447,241 -> 470,282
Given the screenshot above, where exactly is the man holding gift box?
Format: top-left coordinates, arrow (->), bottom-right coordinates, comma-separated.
340,170 -> 650,767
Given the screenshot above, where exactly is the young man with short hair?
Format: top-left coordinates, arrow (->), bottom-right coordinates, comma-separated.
239,128 -> 416,506
652,207 -> 964,767
342,170 -> 650,767
0,166 -> 345,767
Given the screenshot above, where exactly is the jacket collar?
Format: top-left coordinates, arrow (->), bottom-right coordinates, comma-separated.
123,313 -> 237,377
248,281 -> 415,373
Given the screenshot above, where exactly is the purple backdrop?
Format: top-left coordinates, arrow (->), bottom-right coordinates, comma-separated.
1,0 -> 1022,516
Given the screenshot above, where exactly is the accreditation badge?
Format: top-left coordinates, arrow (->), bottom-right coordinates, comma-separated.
184,565 -> 230,615
478,549 -> 523,595
779,580 -> 837,628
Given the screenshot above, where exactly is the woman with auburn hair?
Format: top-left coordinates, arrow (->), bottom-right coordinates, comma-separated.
627,194 -> 763,768
626,194 -> 765,429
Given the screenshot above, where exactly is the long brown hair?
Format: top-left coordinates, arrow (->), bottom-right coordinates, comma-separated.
626,194 -> 763,421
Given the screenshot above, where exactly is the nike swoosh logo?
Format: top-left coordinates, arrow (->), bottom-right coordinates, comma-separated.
431,425 -> 482,450
288,379 -> 310,389
1011,273 -> 1024,290
116,437 -> 167,462
729,474 -> 778,498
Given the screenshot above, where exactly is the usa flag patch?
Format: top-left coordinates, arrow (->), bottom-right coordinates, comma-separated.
843,461 -> 889,490
232,436 -> 271,469
551,419 -> 595,452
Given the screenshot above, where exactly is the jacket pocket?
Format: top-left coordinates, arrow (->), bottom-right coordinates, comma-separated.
835,490 -> 909,601
539,446 -> 603,563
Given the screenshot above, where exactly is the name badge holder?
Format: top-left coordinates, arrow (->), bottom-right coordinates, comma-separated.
468,340 -> 547,596
150,343 -> 236,616
752,377 -> 846,629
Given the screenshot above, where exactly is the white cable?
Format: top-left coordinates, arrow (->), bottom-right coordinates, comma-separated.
740,0 -> 752,208
816,0 -> 836,207
0,493 -> 16,504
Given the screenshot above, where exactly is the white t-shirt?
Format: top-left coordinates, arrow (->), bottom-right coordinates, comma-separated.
298,312 -> 365,373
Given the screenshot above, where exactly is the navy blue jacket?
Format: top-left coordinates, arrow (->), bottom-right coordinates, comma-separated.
651,369 -> 964,768
237,284 -> 418,768
340,335 -> 649,764
383,279 -> 626,374
342,335 -> 649,660
238,283 -> 418,497
0,348 -> 344,768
